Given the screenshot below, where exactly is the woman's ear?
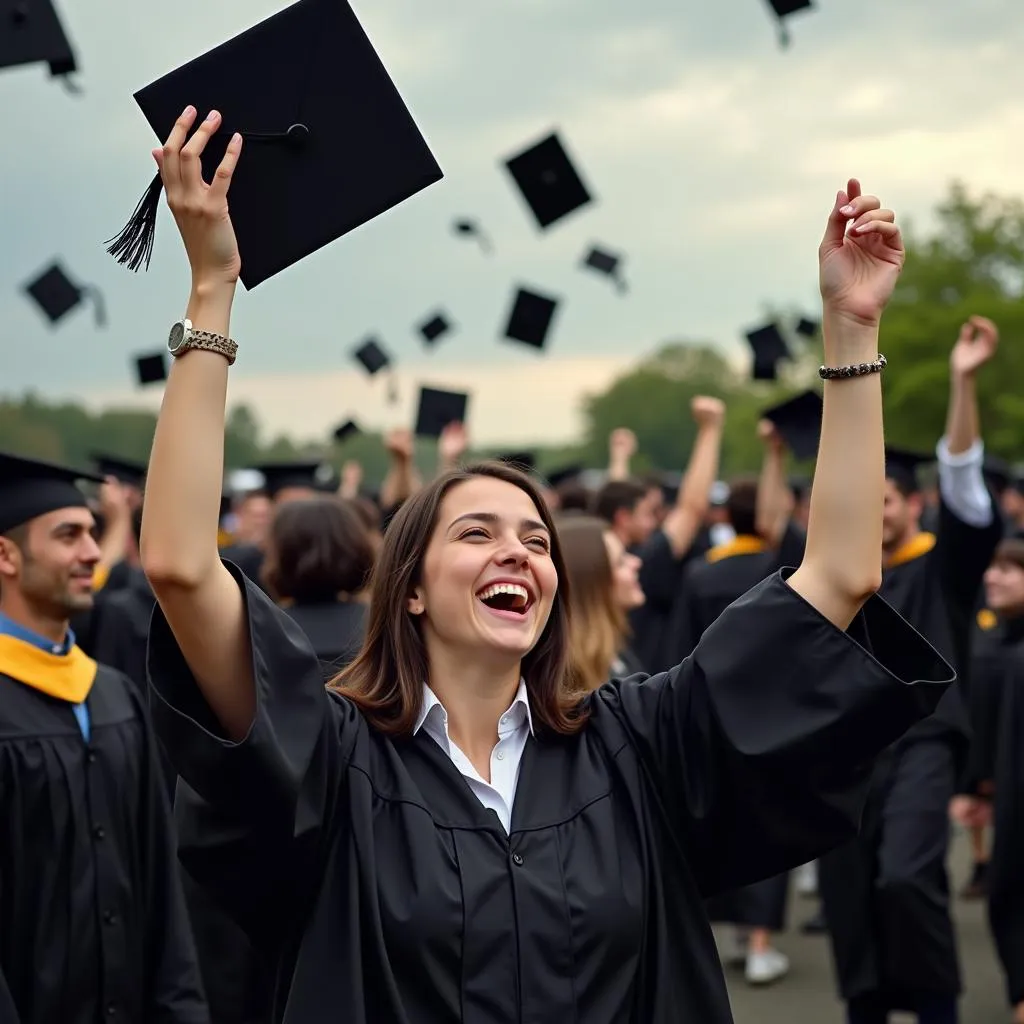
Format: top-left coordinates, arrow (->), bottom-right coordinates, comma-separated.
407,588 -> 425,615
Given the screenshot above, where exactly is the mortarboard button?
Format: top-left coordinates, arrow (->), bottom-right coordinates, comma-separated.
106,0 -> 443,288
503,286 -> 560,351
419,312 -> 453,346
22,261 -> 106,327
133,351 -> 168,386
795,317 -> 819,338
884,447 -> 932,493
452,217 -> 492,255
498,452 -> 536,473
332,419 -> 360,443
414,386 -> 468,439
765,0 -> 814,48
1,0 -> 79,91
0,450 -> 104,534
761,390 -> 823,461
745,322 -> 791,381
581,245 -> 627,294
503,131 -> 593,231
90,453 -> 147,489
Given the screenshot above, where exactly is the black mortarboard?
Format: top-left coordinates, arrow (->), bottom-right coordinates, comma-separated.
983,454 -> 1012,495
134,351 -> 168,386
414,386 -> 469,439
503,287 -> 560,351
452,217 -> 492,254
332,419 -> 360,443
90,453 -> 147,488
581,246 -> 627,294
419,312 -> 453,346
764,0 -> 814,47
498,451 -> 536,473
106,0 -> 443,289
761,390 -> 823,461
546,464 -> 585,489
352,337 -> 390,376
0,451 -> 103,534
255,460 -> 326,498
0,0 -> 79,91
885,447 -> 932,493
22,261 -> 105,327
745,323 -> 791,381
503,131 -> 593,231
795,317 -> 819,338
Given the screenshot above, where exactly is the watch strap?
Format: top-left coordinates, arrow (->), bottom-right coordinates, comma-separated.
180,328 -> 238,366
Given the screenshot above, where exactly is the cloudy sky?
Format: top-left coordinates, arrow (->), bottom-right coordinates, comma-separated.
2,0 -> 1022,446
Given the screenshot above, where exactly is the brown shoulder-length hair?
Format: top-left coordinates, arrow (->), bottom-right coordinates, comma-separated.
556,514 -> 628,692
329,461 -> 588,737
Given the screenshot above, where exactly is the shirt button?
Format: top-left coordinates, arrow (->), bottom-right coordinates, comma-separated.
93,825 -> 105,840
496,750 -> 505,760
87,751 -> 97,764
500,715 -> 508,724
103,910 -> 117,925
106,1005 -> 116,1016
512,852 -> 524,866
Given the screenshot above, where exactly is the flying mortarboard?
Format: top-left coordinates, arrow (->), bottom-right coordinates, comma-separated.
414,386 -> 468,439
764,0 -> 814,48
332,419 -> 360,443
884,447 -> 932,493
90,453 -> 147,489
581,246 -> 627,294
106,0 -> 443,289
419,312 -> 453,347
498,451 -> 536,473
133,351 -> 168,386
0,0 -> 80,93
351,337 -> 398,403
0,451 -> 103,534
255,460 -> 330,499
761,389 -> 823,461
795,317 -> 819,338
452,217 -> 492,255
503,287 -> 560,351
744,323 -> 791,381
503,131 -> 593,231
22,261 -> 105,327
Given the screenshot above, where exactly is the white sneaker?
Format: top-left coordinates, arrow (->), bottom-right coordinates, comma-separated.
795,861 -> 818,897
720,927 -> 749,967
745,948 -> 790,985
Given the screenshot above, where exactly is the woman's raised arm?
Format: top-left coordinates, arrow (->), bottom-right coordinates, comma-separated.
787,178 -> 905,629
140,106 -> 255,740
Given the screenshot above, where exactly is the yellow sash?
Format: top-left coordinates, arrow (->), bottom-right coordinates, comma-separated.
977,608 -> 998,631
887,531 -> 936,569
706,535 -> 767,563
218,528 -> 237,548
0,634 -> 97,704
92,563 -> 111,593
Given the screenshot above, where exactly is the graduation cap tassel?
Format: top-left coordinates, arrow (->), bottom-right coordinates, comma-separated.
613,275 -> 628,296
57,74 -> 83,96
476,232 -> 493,256
386,373 -> 399,405
85,286 -> 107,328
777,22 -> 791,48
105,171 -> 164,273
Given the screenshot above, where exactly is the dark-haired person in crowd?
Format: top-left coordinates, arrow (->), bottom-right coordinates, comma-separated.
952,536 -> 1024,1024
818,316 -> 1004,1024
261,496 -> 374,673
139,110 -> 949,1022
594,399 -> 724,670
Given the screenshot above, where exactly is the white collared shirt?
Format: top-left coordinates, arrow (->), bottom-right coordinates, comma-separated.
414,679 -> 534,833
935,436 -> 994,529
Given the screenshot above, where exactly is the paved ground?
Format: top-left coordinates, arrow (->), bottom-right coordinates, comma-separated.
719,828 -> 1010,1023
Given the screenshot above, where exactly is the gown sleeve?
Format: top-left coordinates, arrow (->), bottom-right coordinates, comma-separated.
593,568 -> 955,897
147,560 -> 362,948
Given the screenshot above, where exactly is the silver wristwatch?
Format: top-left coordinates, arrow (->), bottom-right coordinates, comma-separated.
167,318 -> 238,366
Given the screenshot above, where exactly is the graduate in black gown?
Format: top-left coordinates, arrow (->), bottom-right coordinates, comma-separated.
260,496 -> 372,675
817,316 -> 1004,1024
0,451 -> 207,1024
139,115 -> 950,1023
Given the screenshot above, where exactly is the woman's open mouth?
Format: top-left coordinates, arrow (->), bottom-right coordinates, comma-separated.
475,581 -> 535,620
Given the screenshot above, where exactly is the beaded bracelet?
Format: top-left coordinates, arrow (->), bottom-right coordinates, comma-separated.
818,354 -> 887,380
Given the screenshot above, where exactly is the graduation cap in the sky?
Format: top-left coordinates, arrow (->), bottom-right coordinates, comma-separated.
133,350 -> 168,387
503,131 -> 593,231
419,312 -> 453,347
581,246 -> 627,294
764,0 -> 814,48
884,447 -> 933,494
761,389 -> 823,461
106,0 -> 443,288
503,287 -> 560,351
351,336 -> 397,403
332,419 -> 360,443
22,261 -> 105,328
414,386 -> 468,439
744,322 -> 792,381
0,0 -> 81,93
90,453 -> 147,489
0,450 -> 103,534
795,316 -> 819,338
452,217 -> 492,254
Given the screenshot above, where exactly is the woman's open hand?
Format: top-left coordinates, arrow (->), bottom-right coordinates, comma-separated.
154,106 -> 243,288
819,178 -> 904,328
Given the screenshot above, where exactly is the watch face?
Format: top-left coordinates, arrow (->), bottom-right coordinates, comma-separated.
168,321 -> 186,353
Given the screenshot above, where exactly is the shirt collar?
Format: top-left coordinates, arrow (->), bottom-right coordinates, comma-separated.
0,611 -> 75,656
414,678 -> 535,739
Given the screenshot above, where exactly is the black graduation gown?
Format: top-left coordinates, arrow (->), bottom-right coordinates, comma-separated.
0,661 -> 207,1024
149,560 -> 952,1024
282,600 -> 367,676
626,529 -> 693,672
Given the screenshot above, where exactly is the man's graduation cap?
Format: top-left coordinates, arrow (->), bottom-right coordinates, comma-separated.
351,337 -> 397,403
254,460 -> 329,499
503,287 -> 560,351
414,386 -> 468,439
419,312 -> 453,346
106,0 -> 443,289
498,451 -> 536,473
452,217 -> 492,254
744,323 -> 791,381
581,246 -> 627,294
764,0 -> 814,48
0,0 -> 80,93
332,419 -> 360,443
90,453 -> 147,489
983,454 -> 1012,496
761,390 -> 823,461
133,351 -> 167,386
884,447 -> 932,493
503,131 -> 593,231
22,261 -> 105,327
546,464 -> 585,489
0,451 -> 103,534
